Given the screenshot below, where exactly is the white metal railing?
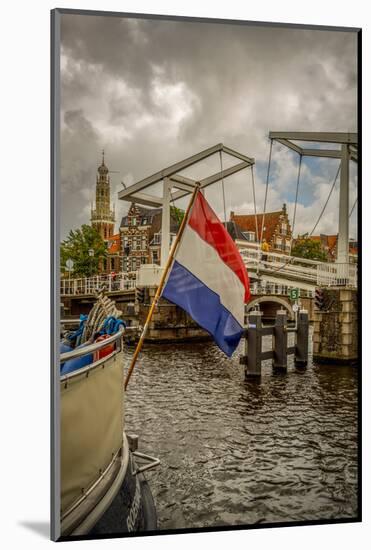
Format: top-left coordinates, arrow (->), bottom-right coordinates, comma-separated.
316,262 -> 357,287
250,281 -> 314,298
239,247 -> 318,282
60,253 -> 357,297
239,247 -> 357,288
61,272 -> 137,296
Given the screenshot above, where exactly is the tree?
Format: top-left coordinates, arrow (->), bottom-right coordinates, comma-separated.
292,234 -> 328,262
170,206 -> 185,225
61,225 -> 107,277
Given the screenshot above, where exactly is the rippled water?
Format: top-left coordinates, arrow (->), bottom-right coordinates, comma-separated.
125,331 -> 358,530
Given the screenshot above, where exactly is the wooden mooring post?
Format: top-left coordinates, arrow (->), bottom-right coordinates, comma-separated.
295,309 -> 309,368
240,311 -> 263,377
273,309 -> 288,372
240,308 -> 309,379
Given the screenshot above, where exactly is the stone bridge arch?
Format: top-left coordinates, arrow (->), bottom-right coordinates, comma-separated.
246,296 -> 294,320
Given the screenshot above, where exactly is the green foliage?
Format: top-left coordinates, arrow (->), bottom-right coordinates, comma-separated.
170,206 -> 185,225
60,224 -> 107,277
292,234 -> 328,262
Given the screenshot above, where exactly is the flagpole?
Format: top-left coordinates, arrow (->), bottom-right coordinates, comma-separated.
124,182 -> 200,390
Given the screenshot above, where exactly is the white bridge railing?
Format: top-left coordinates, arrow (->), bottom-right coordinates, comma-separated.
237,243 -> 357,288
61,249 -> 357,297
250,281 -> 314,298
316,262 -> 357,287
61,273 -> 137,296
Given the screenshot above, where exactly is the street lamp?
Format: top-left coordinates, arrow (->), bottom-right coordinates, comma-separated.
88,248 -> 94,277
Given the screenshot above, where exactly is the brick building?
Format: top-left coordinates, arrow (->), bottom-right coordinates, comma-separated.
90,152 -> 121,274
90,152 -> 115,241
229,203 -> 292,253
120,204 -> 180,275
105,234 -> 121,273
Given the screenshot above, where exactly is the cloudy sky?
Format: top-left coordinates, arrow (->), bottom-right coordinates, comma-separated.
60,13 -> 358,241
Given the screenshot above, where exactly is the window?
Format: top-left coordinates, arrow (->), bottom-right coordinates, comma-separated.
152,250 -> 159,263
142,218 -> 147,225
281,222 -> 287,236
242,231 -> 256,242
142,236 -> 146,250
132,217 -> 137,226
153,233 -> 161,245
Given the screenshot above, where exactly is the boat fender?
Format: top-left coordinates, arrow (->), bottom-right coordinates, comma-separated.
60,342 -> 94,375
60,341 -> 73,371
94,334 -> 115,361
60,341 -> 73,354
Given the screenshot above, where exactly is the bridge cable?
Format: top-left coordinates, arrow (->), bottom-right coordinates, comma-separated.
250,164 -> 259,249
291,154 -> 302,238
349,197 -> 358,218
260,138 -> 273,245
265,151 -> 303,275
309,163 -> 340,236
219,150 -> 227,224
256,138 -> 274,278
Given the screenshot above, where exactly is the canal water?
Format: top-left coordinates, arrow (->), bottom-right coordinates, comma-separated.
125,332 -> 358,530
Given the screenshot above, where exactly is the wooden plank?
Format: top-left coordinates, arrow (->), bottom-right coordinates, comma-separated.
261,350 -> 274,361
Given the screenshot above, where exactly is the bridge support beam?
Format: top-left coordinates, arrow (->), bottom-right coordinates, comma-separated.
161,178 -> 171,267
337,144 -> 350,264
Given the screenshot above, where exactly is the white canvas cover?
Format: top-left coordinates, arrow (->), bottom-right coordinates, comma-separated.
60,352 -> 125,512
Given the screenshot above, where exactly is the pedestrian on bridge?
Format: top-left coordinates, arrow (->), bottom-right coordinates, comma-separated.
261,239 -> 270,263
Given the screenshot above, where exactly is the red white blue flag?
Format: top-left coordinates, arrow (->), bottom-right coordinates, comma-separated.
162,191 -> 250,356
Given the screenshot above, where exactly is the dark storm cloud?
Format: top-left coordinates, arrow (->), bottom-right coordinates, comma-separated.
60,14 -> 357,239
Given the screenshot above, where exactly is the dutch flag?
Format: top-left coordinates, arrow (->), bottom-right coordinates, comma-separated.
162,191 -> 250,357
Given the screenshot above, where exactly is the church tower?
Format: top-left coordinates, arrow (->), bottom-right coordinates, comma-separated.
91,151 -> 115,241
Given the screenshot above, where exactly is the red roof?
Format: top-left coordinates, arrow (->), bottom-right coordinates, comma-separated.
107,234 -> 120,254
230,211 -> 282,243
310,234 -> 357,258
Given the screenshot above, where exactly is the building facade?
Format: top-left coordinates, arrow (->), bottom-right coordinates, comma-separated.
120,204 -> 180,276
106,234 -> 121,273
230,204 -> 292,253
90,152 -> 115,242
90,153 -> 121,274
